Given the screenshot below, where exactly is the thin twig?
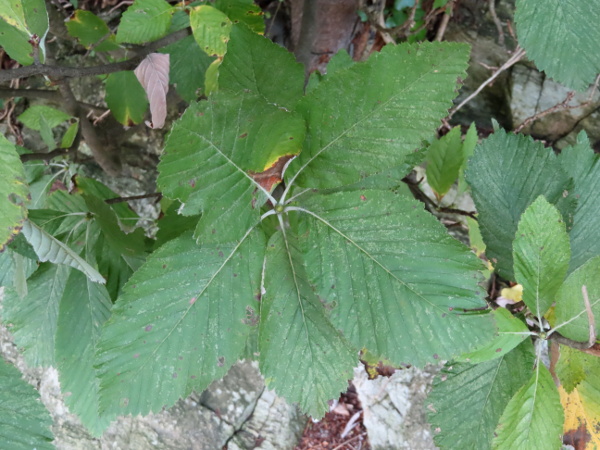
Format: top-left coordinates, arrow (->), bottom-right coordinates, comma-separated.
104,192 -> 162,204
488,0 -> 505,47
331,432 -> 368,450
448,46 -> 526,120
20,147 -> 71,162
434,1 -> 453,42
0,28 -> 191,83
514,92 -> 576,133
514,75 -> 600,133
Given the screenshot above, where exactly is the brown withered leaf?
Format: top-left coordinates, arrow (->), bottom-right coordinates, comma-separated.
560,385 -> 600,449
134,53 -> 169,129
248,154 -> 296,193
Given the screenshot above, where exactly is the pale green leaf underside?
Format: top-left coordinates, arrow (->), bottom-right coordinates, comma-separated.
554,255 -> 600,343
515,0 -> 600,91
492,363 -> 564,450
3,263 -> 70,367
157,92 -> 305,244
56,269 -> 112,436
513,196 -> 570,319
21,220 -> 105,284
219,24 -> 304,109
466,129 -> 572,280
288,41 -> 470,189
558,131 -> 600,273
296,190 -> 495,366
0,134 -> 28,251
97,230 -> 265,416
458,307 -> 529,364
260,230 -> 356,418
428,341 -> 535,450
116,0 -> 173,44
426,126 -> 464,197
0,357 -> 54,449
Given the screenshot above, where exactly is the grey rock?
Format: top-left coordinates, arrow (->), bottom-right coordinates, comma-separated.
354,365 -> 439,450
510,64 -> 600,147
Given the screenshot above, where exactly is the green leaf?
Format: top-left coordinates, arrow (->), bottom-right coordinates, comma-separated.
554,255 -> 600,343
287,42 -> 470,189
60,121 -> 78,148
38,114 -> 56,150
21,0 -> 48,39
56,267 -> 112,436
466,129 -> 572,280
21,220 -> 106,284
18,105 -> 71,131
428,340 -> 535,450
74,176 -> 140,229
556,345 -> 600,393
161,35 -> 214,101
0,357 -> 54,449
513,196 -> 570,319
457,122 -> 477,193
558,131 -> 600,273
105,71 -> 148,126
306,50 -> 355,94
66,10 -> 119,51
214,0 -> 264,34
3,264 -> 70,366
426,126 -> 464,200
219,24 -> 304,109
515,0 -> 600,91
0,0 -> 28,33
260,230 -> 356,417
492,363 -> 564,450
0,19 -> 33,65
157,92 -> 305,244
96,229 -> 265,416
116,0 -> 174,44
84,194 -> 146,264
458,307 -> 530,364
295,190 -> 495,366
0,134 -> 28,251
154,201 -> 199,249
189,5 -> 232,57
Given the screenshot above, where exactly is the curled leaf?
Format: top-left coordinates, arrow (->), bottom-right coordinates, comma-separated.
134,53 -> 170,129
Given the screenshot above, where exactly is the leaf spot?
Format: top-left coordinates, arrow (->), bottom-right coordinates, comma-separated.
162,264 -> 167,269
172,372 -> 178,378
189,297 -> 197,305
495,348 -> 502,352
133,353 -> 140,358
145,325 -> 153,332
233,273 -> 238,277
218,251 -> 224,257
433,354 -> 439,359
217,356 -> 225,367
189,179 -> 196,187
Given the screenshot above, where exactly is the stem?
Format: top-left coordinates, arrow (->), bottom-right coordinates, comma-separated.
0,28 -> 191,83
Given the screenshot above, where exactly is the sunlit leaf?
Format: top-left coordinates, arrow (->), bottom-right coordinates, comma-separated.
116,0 -> 174,44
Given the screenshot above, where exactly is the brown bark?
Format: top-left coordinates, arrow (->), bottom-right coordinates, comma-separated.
292,0 -> 360,75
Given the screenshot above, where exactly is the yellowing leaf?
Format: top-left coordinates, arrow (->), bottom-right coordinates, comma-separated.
560,385 -> 600,449
501,284 -> 523,303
